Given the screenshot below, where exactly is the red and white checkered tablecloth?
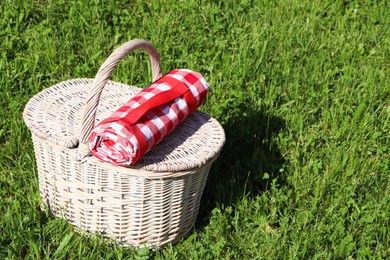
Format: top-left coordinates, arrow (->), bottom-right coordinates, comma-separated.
88,69 -> 209,166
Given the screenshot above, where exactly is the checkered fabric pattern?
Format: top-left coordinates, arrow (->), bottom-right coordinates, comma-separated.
89,69 -> 209,166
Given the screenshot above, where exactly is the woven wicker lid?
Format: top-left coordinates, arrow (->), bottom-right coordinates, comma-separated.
23,40 -> 225,172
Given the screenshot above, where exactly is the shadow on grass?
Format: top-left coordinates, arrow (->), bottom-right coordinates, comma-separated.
195,103 -> 286,230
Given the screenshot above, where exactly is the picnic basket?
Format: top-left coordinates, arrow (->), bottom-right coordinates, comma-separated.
23,39 -> 225,248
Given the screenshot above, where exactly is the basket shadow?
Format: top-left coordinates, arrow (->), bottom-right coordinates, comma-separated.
195,104 -> 286,231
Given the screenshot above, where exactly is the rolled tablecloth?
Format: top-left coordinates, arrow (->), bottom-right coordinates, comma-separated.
89,69 -> 209,166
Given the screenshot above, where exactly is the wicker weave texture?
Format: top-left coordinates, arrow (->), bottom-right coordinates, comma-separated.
32,133 -> 212,246
23,39 -> 225,247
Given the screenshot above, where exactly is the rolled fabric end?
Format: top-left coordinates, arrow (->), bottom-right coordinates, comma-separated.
89,122 -> 140,166
88,69 -> 209,166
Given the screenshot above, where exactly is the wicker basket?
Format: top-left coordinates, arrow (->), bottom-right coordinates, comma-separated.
23,39 -> 225,248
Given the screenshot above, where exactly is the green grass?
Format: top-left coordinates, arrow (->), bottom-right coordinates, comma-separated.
1,0 -> 389,258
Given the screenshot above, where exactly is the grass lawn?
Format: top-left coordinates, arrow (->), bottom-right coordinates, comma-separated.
0,0 -> 389,258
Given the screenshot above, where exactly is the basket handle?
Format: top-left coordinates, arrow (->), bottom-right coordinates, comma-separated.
77,39 -> 162,159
